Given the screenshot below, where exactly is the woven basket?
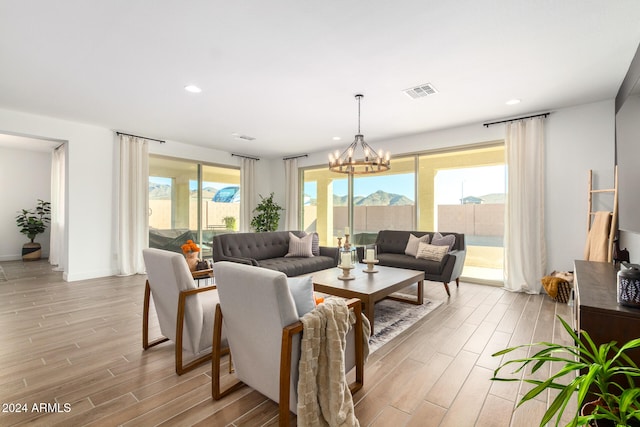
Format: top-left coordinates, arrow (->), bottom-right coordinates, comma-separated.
555,281 -> 572,303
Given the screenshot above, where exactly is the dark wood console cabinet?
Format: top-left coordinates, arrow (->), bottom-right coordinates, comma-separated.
574,260 -> 640,363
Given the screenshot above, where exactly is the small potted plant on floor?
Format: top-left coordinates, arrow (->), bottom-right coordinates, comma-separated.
250,192 -> 284,232
15,199 -> 51,261
492,316 -> 640,427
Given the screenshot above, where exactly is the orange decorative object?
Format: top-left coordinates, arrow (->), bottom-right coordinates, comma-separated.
181,239 -> 200,254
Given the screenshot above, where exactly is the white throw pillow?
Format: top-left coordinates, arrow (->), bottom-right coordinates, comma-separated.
416,242 -> 449,262
287,276 -> 316,317
404,233 -> 430,257
431,232 -> 456,252
285,232 -> 314,258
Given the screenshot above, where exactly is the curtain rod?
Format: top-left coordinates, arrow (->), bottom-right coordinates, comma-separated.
231,153 -> 260,161
483,112 -> 550,128
116,131 -> 165,144
283,154 -> 308,161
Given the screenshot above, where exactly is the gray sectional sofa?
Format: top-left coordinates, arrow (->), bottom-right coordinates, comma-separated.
373,230 -> 466,296
211,231 -> 338,277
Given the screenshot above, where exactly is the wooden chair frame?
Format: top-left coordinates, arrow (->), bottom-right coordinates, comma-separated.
212,298 -> 365,427
143,279 -> 226,375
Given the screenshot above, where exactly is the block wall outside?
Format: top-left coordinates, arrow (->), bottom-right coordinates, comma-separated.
438,204 -> 504,237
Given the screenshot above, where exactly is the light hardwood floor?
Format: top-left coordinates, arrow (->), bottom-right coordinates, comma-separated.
0,260 -> 574,427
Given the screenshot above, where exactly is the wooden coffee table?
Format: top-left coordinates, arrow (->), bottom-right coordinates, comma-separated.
311,265 -> 425,332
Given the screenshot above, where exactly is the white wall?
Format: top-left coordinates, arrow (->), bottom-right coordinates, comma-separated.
0,109 -> 115,280
297,99 -> 616,275
545,100 -> 616,272
0,147 -> 52,260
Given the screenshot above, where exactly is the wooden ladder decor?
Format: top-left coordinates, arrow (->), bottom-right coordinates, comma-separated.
586,165 -> 618,263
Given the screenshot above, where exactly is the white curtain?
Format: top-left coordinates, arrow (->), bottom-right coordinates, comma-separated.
503,116 -> 546,294
239,157 -> 256,232
284,158 -> 299,230
117,134 -> 149,275
50,144 -> 66,272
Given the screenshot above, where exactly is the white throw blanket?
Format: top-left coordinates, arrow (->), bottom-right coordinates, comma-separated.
297,297 -> 370,427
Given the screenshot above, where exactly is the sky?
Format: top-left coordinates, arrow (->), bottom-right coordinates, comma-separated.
303,165 -> 506,203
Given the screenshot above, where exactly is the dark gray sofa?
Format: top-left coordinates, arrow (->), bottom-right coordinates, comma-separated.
211,231 -> 338,277
374,230 -> 466,296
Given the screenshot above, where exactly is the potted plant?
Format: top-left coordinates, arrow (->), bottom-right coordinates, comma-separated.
223,216 -> 237,231
492,315 -> 640,426
15,199 -> 51,261
250,192 -> 284,232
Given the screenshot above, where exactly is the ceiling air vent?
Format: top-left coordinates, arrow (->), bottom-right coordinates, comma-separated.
403,83 -> 438,99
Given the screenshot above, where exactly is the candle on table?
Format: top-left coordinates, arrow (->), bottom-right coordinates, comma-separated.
344,226 -> 350,235
341,252 -> 352,268
366,249 -> 375,262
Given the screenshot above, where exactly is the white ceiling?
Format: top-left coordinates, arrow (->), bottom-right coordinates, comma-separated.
1,1 -> 639,158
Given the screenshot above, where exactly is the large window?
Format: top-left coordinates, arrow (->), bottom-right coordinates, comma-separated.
149,156 -> 240,259
301,143 -> 505,283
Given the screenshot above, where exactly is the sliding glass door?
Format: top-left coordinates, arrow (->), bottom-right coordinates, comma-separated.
418,144 -> 505,282
148,156 -> 240,259
352,156 -> 416,245
301,143 -> 505,284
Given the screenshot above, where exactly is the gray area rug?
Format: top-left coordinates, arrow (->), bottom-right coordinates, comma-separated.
369,294 -> 443,353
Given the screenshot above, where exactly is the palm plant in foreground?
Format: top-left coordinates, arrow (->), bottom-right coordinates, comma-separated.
492,316 -> 640,427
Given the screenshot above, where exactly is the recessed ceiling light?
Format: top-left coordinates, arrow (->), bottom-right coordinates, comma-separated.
184,85 -> 202,93
506,99 -> 521,105
332,136 -> 341,141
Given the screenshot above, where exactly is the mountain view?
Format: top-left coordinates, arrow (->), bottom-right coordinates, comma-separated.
331,190 -> 414,207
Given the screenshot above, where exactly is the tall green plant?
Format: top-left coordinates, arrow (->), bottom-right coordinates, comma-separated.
15,199 -> 51,243
250,193 -> 283,232
492,316 -> 640,427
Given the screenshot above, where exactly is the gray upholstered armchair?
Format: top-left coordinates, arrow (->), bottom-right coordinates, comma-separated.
211,261 -> 367,426
142,248 -> 226,375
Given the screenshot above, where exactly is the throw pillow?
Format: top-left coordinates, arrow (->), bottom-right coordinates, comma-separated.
285,232 -> 314,257
310,232 -> 320,256
287,276 -> 316,317
404,233 -> 430,257
416,242 -> 449,262
431,232 -> 456,252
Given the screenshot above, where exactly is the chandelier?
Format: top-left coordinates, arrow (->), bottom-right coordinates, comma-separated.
328,94 -> 390,174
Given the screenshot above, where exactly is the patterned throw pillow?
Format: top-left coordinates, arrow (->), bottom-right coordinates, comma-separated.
431,232 -> 456,252
285,232 -> 314,257
416,242 -> 449,262
310,232 -> 320,256
404,233 -> 430,257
